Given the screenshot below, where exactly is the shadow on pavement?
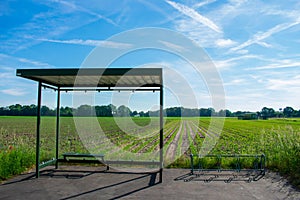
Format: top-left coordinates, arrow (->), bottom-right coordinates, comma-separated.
1,167 -> 160,200
59,171 -> 159,200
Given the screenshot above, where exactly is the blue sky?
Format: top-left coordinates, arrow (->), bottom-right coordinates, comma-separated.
1,0 -> 300,112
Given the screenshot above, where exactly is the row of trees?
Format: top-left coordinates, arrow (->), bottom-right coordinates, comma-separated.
258,106 -> 300,119
1,104 -> 300,118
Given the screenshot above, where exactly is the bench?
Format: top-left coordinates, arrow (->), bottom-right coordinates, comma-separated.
62,153 -> 109,170
63,153 -> 105,161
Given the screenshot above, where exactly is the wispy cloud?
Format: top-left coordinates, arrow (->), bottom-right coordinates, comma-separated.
51,0 -> 118,27
1,0 -> 118,53
262,7 -> 300,20
223,78 -> 245,86
1,88 -> 27,96
158,40 -> 186,52
173,19 -> 220,47
215,39 -> 237,48
213,54 -> 259,69
231,20 -> 300,52
166,0 -> 222,33
39,38 -> 133,49
18,58 -> 51,67
194,0 -> 216,8
266,76 -> 300,91
249,60 -> 300,70
137,0 -> 171,19
0,53 -> 52,67
0,72 -> 12,79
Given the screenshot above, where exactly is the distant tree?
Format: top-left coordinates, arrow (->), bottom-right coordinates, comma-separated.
132,110 -> 138,116
41,106 -> 50,116
109,104 -> 117,116
9,104 -> 22,115
0,107 -> 8,115
283,106 -> 294,118
218,109 -> 232,117
21,104 -> 37,116
261,107 -> 275,119
166,107 -> 182,117
182,108 -> 200,117
200,108 -> 210,116
208,107 -> 215,116
139,111 -> 145,117
75,104 -> 93,116
296,110 -> 300,117
95,105 -> 113,117
60,106 -> 73,116
116,105 -> 131,117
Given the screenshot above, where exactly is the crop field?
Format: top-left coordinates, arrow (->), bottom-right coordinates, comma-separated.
0,116 -> 300,187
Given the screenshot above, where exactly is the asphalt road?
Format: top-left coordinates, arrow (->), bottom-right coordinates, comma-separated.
0,166 -> 299,200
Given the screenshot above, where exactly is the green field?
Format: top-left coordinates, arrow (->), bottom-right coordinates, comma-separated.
0,116 -> 299,187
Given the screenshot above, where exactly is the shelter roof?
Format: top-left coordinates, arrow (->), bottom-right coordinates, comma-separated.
16,68 -> 162,88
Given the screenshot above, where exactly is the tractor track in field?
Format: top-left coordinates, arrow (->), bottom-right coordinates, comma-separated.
137,124 -> 176,153
165,122 -> 183,163
191,121 -> 220,139
181,121 -> 190,155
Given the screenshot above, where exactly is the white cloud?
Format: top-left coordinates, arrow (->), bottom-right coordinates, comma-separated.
266,77 -> 300,91
262,7 -> 300,20
51,0 -> 118,26
249,60 -> 300,70
158,40 -> 186,52
39,38 -> 133,49
1,88 -> 27,96
194,0 -> 216,8
18,58 -> 51,67
166,0 -> 222,33
215,39 -> 237,48
213,54 -> 259,69
0,53 -> 52,67
235,49 -> 249,54
231,20 -> 300,52
224,79 -> 245,86
214,0 -> 248,20
1,0 -> 118,53
173,19 -> 220,47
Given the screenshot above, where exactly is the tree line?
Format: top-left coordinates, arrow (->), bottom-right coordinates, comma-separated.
0,104 -> 299,118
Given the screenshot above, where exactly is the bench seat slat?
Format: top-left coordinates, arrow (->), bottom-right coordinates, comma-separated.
63,153 -> 104,158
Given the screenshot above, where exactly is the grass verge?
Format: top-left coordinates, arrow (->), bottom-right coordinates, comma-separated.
0,146 -> 35,181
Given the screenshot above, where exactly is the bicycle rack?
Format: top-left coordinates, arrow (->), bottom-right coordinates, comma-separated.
186,154 -> 266,183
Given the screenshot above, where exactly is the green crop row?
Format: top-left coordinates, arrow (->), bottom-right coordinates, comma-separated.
0,116 -> 299,188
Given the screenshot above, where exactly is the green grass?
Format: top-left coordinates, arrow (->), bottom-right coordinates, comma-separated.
0,147 -> 35,180
0,116 -> 299,188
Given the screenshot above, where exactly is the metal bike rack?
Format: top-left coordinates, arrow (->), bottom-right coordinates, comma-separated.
185,154 -> 266,183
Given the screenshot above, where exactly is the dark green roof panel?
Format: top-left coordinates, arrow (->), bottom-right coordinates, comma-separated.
16,68 -> 162,88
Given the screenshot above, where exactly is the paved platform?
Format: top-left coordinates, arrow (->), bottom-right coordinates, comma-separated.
0,166 -> 299,200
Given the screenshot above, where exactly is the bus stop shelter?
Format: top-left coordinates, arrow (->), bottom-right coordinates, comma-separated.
16,68 -> 164,182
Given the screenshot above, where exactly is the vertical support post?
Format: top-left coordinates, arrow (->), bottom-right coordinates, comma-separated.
36,82 -> 42,178
159,72 -> 163,183
190,154 -> 194,174
55,87 -> 60,169
261,154 -> 266,175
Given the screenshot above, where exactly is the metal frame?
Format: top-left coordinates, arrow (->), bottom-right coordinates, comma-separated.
16,68 -> 164,182
190,154 -> 266,174
181,154 -> 266,183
